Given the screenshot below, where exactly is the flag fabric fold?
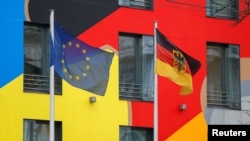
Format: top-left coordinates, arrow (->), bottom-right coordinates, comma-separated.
155,29 -> 201,95
50,23 -> 114,96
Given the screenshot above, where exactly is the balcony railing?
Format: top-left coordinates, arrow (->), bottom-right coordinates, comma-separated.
119,0 -> 153,9
207,90 -> 240,109
207,90 -> 230,107
119,82 -> 154,101
24,74 -> 62,94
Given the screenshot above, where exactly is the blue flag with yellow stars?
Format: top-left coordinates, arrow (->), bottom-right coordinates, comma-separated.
50,23 -> 114,96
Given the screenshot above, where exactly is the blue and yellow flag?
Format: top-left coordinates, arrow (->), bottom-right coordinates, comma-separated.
50,23 -> 114,96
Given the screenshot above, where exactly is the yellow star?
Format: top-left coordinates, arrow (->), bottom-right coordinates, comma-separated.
82,49 -> 87,54
63,68 -> 67,73
86,65 -> 90,70
76,43 -> 80,48
61,59 -> 64,64
62,44 -> 66,48
76,76 -> 80,80
69,75 -> 73,79
82,73 -> 87,77
86,57 -> 90,61
68,41 -> 72,46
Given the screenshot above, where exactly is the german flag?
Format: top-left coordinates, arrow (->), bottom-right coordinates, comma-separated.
155,29 -> 201,95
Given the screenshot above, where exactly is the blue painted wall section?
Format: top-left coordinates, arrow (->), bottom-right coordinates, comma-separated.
0,0 -> 25,87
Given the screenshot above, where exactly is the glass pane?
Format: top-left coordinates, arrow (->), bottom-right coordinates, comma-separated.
142,35 -> 154,100
23,120 -> 49,141
24,25 -> 43,75
207,45 -> 222,105
131,0 -> 147,7
119,36 -> 136,84
119,35 -> 137,98
119,0 -> 151,9
119,0 -> 130,6
207,0 -> 237,18
206,0 -> 211,15
120,126 -> 153,141
120,126 -> 130,141
227,45 -> 240,109
23,120 -> 62,141
212,0 -> 229,16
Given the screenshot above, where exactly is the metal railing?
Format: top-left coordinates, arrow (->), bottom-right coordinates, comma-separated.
207,90 -> 230,107
130,0 -> 152,8
24,74 -> 62,94
119,0 -> 153,9
206,0 -> 238,19
119,82 -> 154,101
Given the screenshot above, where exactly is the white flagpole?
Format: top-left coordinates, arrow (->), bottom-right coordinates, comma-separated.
154,21 -> 158,141
49,9 -> 55,141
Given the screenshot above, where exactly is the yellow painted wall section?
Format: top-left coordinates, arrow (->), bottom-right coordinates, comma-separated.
166,112 -> 208,141
0,55 -> 130,141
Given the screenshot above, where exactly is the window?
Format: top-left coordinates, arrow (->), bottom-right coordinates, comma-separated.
119,0 -> 153,9
120,126 -> 153,141
23,119 -> 62,141
24,22 -> 62,94
206,0 -> 238,19
207,42 -> 240,109
119,33 -> 154,101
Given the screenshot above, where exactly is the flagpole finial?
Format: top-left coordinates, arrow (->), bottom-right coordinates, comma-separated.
154,21 -> 158,29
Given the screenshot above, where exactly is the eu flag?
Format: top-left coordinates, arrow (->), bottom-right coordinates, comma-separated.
50,23 -> 114,96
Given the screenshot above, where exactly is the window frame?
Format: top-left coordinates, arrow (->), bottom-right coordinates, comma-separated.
206,0 -> 239,20
23,119 -> 62,141
119,125 -> 153,141
118,0 -> 153,10
119,33 -> 154,101
24,22 -> 62,94
206,42 -> 241,110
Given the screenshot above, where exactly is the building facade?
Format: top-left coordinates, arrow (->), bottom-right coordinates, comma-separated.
0,0 -> 250,141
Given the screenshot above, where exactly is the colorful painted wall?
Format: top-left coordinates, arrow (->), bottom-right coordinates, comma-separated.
1,0 -> 250,141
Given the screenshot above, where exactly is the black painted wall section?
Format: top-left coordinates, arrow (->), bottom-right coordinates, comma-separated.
28,0 -> 119,36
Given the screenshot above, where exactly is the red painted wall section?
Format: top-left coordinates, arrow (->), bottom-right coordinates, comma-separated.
206,17 -> 250,58
205,0 -> 250,58
130,101 -> 154,127
76,0 -> 250,140
155,1 -> 207,140
77,1 -> 207,140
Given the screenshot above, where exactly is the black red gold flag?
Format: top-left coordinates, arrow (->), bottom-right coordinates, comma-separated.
155,29 -> 201,95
